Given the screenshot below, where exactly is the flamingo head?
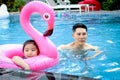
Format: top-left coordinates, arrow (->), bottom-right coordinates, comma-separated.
40,3 -> 55,37
20,1 -> 55,37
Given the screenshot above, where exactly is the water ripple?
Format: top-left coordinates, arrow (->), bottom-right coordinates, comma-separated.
104,67 -> 120,72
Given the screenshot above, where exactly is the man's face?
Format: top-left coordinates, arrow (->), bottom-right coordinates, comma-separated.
72,28 -> 87,45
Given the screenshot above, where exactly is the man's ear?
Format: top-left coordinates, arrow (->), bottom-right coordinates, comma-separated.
72,33 -> 74,37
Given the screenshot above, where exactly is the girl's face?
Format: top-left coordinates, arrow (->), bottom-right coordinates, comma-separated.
24,43 -> 39,58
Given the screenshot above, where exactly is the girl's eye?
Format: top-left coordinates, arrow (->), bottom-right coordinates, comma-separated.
32,49 -> 35,51
25,50 -> 29,52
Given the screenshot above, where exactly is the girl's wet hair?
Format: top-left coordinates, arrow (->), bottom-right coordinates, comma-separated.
22,40 -> 40,55
72,23 -> 87,32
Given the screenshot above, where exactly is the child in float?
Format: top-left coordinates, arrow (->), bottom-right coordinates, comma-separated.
12,40 -> 40,70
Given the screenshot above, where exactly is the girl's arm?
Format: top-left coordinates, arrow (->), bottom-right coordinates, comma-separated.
12,56 -> 30,70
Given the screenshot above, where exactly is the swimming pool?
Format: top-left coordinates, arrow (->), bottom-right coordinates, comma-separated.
0,10 -> 120,80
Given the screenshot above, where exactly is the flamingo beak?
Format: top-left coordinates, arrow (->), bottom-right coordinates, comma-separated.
43,29 -> 53,36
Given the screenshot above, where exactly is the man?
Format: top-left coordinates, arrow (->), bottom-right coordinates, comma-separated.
57,23 -> 102,60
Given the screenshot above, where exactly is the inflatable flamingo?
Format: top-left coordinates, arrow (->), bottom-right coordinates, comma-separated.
0,1 -> 59,71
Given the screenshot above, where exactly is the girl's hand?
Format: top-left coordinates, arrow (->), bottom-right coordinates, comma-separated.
24,65 -> 30,70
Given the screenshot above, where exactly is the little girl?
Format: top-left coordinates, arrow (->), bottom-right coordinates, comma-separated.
12,40 -> 40,70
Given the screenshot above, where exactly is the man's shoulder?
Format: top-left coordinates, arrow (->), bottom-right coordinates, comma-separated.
57,43 -> 73,50
86,43 -> 96,47
85,43 -> 98,50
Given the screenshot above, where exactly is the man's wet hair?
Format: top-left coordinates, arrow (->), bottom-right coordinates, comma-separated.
72,23 -> 87,32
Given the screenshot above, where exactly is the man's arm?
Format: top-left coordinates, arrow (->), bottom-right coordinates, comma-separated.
83,46 -> 103,60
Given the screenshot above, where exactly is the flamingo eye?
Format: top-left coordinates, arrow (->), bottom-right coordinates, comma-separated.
43,13 -> 50,20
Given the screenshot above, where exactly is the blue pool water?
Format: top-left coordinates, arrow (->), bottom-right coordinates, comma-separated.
0,11 -> 120,80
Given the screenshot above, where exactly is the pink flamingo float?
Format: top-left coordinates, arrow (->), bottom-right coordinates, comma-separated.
0,1 -> 59,71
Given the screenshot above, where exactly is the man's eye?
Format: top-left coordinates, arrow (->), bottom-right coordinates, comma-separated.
83,33 -> 86,35
77,33 -> 81,35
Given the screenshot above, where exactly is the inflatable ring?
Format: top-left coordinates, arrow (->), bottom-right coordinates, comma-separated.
0,1 -> 59,71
